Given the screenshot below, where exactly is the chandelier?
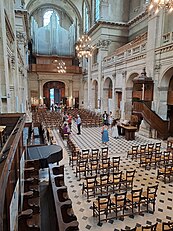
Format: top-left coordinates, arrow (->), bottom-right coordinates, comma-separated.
75,34 -> 94,58
53,60 -> 67,73
148,0 -> 173,13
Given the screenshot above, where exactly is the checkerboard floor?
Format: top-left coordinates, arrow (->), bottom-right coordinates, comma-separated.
51,124 -> 173,231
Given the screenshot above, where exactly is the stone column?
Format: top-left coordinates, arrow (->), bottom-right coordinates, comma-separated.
87,57 -> 92,110
97,40 -> 111,114
68,80 -> 73,107
38,77 -> 43,105
121,71 -> 127,120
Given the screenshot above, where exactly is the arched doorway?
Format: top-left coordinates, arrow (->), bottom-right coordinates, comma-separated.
43,81 -> 66,109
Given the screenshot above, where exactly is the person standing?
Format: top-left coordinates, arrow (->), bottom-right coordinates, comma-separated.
67,113 -> 72,132
76,114 -> 81,135
102,111 -> 109,125
101,124 -> 109,144
111,119 -> 119,139
108,111 -> 113,127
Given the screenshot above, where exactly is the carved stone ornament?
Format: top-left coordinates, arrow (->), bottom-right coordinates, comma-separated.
16,31 -> 26,43
96,39 -> 111,49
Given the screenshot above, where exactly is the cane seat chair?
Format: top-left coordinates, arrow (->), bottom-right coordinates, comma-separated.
141,185 -> 158,213
126,188 -> 143,215
141,222 -> 158,231
82,175 -> 97,199
162,221 -> 173,231
127,145 -> 139,159
121,228 -> 136,231
121,169 -> 136,190
110,156 -> 120,172
100,147 -> 109,159
110,191 -> 127,219
93,194 -> 110,225
109,171 -> 122,192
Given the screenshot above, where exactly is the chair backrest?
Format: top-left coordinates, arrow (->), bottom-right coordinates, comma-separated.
131,188 -> 142,203
148,143 -> 155,152
114,191 -> 126,207
121,227 -> 136,231
91,148 -> 99,159
112,171 -> 122,182
155,142 -> 161,151
147,185 -> 158,200
97,194 -> 110,211
100,147 -> 109,158
142,222 -> 158,231
86,175 -> 97,187
99,173 -> 109,185
81,149 -> 90,160
162,221 -> 173,231
126,169 -> 136,181
132,145 -> 139,153
140,144 -> 147,153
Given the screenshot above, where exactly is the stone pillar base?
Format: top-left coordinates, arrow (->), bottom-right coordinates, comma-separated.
138,119 -> 152,138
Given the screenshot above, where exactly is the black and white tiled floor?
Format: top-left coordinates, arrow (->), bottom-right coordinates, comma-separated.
51,124 -> 173,231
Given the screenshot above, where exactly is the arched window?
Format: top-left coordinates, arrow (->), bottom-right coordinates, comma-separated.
94,0 -> 100,22
83,1 -> 89,32
43,10 -> 59,26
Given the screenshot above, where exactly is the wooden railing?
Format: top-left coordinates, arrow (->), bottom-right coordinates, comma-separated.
0,113 -> 26,230
133,102 -> 169,140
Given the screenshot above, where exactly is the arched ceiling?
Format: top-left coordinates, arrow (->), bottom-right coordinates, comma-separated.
25,0 -> 82,35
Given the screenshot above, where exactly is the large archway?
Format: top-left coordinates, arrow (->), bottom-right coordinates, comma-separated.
102,77 -> 112,113
43,81 -> 66,109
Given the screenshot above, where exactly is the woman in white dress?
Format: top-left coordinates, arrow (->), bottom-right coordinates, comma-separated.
111,119 -> 119,138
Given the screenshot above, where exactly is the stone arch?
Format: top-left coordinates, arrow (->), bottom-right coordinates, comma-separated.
102,77 -> 113,113
125,72 -> 139,119
159,67 -> 173,135
43,81 -> 66,109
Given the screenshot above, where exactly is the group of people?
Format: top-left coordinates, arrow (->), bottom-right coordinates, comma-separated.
61,110 -> 121,145
101,111 -> 121,145
62,113 -> 82,136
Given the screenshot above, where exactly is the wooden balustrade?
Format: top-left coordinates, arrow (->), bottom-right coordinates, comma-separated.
133,101 -> 168,139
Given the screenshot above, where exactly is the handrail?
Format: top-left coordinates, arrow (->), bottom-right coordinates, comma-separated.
0,114 -> 26,230
133,101 -> 168,139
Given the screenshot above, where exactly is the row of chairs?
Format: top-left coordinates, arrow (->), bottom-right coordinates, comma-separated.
92,185 -> 158,225
127,143 -> 162,160
139,151 -> 173,170
82,170 -> 136,198
121,222 -> 173,231
76,156 -> 121,180
157,163 -> 173,183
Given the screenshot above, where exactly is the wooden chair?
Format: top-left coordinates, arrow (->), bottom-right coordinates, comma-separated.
75,159 -> 87,180
142,223 -> 158,231
109,171 -> 122,192
91,148 -> 99,159
81,149 -> 90,161
121,228 -> 136,231
147,143 -> 155,153
127,145 -> 139,159
97,173 -> 110,195
157,163 -> 173,183
110,156 -> 120,172
154,142 -> 161,152
141,185 -> 158,213
110,191 -> 127,219
82,175 -> 97,199
93,194 -> 110,225
162,221 -> 173,231
69,150 -> 79,168
126,188 -> 143,215
88,158 -> 99,176
100,147 -> 109,159
121,169 -> 136,190
99,157 -> 110,174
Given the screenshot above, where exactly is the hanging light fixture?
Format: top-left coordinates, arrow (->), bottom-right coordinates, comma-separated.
75,34 -> 94,58
148,0 -> 173,13
53,59 -> 67,73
